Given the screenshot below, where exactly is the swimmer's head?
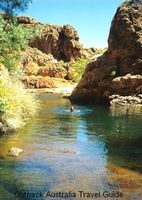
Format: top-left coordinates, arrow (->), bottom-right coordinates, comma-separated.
70,106 -> 74,112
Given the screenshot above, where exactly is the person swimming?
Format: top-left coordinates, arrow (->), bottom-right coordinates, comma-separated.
70,106 -> 75,112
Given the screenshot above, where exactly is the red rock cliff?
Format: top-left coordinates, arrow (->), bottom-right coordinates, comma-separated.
70,0 -> 142,104
18,16 -> 83,62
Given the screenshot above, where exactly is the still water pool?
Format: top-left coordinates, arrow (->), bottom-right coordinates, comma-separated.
0,93 -> 142,200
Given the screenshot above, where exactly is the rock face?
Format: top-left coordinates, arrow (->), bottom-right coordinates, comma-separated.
23,76 -> 56,89
18,17 -> 83,62
18,16 -> 38,25
21,47 -> 93,89
30,24 -> 83,62
70,0 -> 142,104
21,47 -> 68,88
110,94 -> 142,105
110,74 -> 142,95
17,17 -> 86,89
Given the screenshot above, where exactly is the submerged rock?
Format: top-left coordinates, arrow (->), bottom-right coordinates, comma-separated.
9,147 -> 23,157
70,0 -> 142,104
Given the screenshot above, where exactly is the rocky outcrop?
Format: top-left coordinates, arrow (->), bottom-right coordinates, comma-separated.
70,0 -> 142,104
110,94 -> 142,105
37,66 -> 67,78
22,47 -> 57,67
30,24 -> 83,62
23,76 -> 56,89
18,16 -> 38,25
110,74 -> 142,95
21,47 -> 94,89
21,47 -> 68,88
18,17 -> 84,62
1,15 -> 98,90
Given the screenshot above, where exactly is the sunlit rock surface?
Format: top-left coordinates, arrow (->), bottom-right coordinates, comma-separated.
9,147 -> 23,157
70,0 -> 142,104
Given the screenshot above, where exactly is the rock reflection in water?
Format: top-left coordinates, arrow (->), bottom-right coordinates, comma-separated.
0,93 -> 142,199
110,104 -> 142,117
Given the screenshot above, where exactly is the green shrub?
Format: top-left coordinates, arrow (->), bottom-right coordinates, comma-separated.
0,1 -> 38,131
0,16 -> 40,72
2,55 -> 17,71
0,75 -> 38,123
72,58 -> 89,82
111,71 -> 116,77
123,0 -> 133,5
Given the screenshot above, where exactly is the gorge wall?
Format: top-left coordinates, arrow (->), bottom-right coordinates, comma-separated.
70,0 -> 142,104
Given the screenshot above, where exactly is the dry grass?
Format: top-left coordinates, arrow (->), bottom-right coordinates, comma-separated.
0,75 -> 38,124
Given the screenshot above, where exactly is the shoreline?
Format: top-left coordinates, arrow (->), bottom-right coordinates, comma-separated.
26,83 -> 77,97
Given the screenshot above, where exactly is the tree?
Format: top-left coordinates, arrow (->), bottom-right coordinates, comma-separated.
0,15 -> 42,71
0,0 -> 32,17
0,16 -> 33,71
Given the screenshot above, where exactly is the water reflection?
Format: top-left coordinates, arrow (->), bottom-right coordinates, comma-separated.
0,93 -> 142,199
79,105 -> 142,171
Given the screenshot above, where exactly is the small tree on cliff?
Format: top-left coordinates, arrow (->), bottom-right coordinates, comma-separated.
0,0 -> 33,71
0,0 -> 32,17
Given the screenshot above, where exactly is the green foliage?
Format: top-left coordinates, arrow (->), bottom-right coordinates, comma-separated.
72,58 -> 89,82
0,75 -> 38,122
124,0 -> 132,2
2,55 -> 17,71
0,0 -> 32,17
0,16 -> 36,71
0,17 -> 32,52
0,97 -> 5,115
111,71 -> 116,77
0,0 -> 39,130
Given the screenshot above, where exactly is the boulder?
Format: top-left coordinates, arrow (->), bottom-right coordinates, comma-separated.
5,118 -> 23,130
37,65 -> 67,78
70,0 -> 142,104
23,75 -> 55,89
0,118 -> 23,134
18,16 -> 38,24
